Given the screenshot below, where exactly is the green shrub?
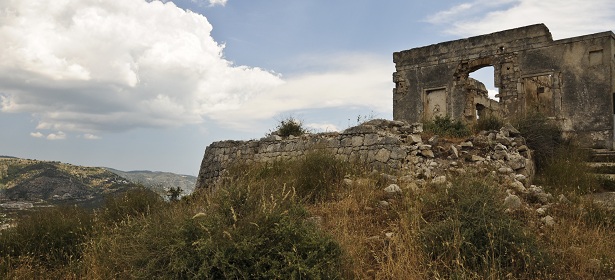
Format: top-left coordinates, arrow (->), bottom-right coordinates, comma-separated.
418,179 -> 550,278
474,115 -> 504,132
0,206 -> 93,270
192,184 -> 343,279
271,118 -> 308,138
424,116 -> 471,138
85,182 -> 344,279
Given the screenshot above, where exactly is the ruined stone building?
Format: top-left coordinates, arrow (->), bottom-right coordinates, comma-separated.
393,24 -> 615,148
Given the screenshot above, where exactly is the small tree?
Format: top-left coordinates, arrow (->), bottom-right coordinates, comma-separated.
167,187 -> 183,202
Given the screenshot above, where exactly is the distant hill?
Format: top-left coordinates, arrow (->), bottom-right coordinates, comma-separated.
0,158 -> 132,206
105,168 -> 196,196
0,157 -> 195,208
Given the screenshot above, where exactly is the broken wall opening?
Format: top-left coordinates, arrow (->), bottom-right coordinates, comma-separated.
468,66 -> 500,121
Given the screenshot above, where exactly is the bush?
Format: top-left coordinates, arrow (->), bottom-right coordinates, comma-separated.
424,116 -> 471,138
181,193 -> 342,279
474,115 -> 504,132
418,179 -> 550,278
84,182 -> 344,279
511,112 -> 563,171
271,118 -> 308,138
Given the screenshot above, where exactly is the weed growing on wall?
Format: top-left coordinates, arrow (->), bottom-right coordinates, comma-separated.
270,117 -> 308,138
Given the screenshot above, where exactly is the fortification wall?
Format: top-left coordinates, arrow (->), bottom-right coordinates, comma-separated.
196,119 -> 534,190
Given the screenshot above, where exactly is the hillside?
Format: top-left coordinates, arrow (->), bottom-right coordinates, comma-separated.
105,168 -> 195,196
0,157 -> 131,205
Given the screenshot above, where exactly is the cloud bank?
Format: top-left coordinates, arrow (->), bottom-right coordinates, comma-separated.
0,0 -> 392,139
0,0 -> 282,136
428,0 -> 615,39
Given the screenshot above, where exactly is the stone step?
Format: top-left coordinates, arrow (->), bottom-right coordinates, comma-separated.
587,162 -> 615,174
588,149 -> 615,163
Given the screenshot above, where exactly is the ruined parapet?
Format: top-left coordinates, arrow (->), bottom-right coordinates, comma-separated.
196,120 -> 423,188
196,119 -> 535,190
393,23 -> 615,149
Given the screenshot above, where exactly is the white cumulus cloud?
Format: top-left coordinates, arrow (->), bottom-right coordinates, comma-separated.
30,132 -> 44,138
83,134 -> 101,140
207,0 -> 228,7
47,131 -> 67,140
427,0 -> 615,39
0,0 -> 282,135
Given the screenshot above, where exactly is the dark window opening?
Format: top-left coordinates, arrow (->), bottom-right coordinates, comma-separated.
537,87 -> 545,94
476,104 -> 486,119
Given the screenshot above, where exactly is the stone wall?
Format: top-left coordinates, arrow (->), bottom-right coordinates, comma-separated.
196,119 -> 535,190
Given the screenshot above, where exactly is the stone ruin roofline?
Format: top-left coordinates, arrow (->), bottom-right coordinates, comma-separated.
393,23 -> 615,68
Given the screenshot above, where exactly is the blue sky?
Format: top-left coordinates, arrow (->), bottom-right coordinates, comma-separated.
1,0 -> 614,175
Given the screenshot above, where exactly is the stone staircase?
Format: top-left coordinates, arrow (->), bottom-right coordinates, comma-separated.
586,149 -> 615,208
588,149 -> 615,181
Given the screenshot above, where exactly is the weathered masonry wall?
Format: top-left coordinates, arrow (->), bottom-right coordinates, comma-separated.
196,120 -> 535,189
197,121 -> 422,188
393,24 -> 615,149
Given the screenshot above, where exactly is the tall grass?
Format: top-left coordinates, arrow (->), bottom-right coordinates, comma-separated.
537,143 -> 597,195
418,178 -> 549,279
0,206 -> 93,278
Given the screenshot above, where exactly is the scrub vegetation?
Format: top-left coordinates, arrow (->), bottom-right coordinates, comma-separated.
1,117 -> 614,279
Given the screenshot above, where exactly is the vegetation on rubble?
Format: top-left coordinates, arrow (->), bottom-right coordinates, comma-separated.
423,115 -> 472,138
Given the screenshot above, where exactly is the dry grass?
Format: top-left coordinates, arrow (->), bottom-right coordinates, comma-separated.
306,177 -> 425,279
541,200 -> 615,279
